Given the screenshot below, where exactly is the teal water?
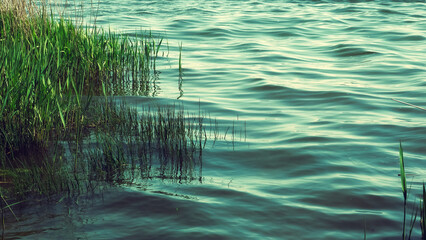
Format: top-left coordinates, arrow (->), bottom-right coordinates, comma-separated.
6,0 -> 426,239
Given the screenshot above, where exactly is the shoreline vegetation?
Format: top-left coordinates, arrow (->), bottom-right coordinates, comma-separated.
397,142 -> 426,240
0,0 -> 207,207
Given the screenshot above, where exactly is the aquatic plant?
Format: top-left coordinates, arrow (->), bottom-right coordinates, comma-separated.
400,141 -> 409,239
178,42 -> 183,75
420,183 -> 426,237
400,142 -> 407,201
0,0 -> 246,216
393,98 -> 426,239
398,142 -> 423,240
0,0 -> 164,169
0,0 -> 179,199
84,101 -> 206,184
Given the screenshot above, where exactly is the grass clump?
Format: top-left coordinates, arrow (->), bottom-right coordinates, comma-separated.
420,184 -> 426,237
397,142 -> 424,240
0,0 -> 172,200
85,102 -> 206,184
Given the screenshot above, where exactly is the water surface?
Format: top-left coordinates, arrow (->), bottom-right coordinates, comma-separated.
7,0 -> 426,239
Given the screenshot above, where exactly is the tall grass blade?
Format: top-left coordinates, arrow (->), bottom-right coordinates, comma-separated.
56,97 -> 66,129
400,141 -> 407,200
399,141 -> 407,240
421,183 -> 426,238
178,42 -> 182,74
0,190 -> 20,221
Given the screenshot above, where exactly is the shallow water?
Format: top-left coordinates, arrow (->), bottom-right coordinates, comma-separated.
6,0 -> 426,239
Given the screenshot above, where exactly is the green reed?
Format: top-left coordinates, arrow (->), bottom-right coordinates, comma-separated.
84,101 -> 206,184
178,42 -> 183,75
421,184 -> 426,237
0,0 -> 245,212
398,142 -> 423,240
392,98 -> 426,239
0,4 -> 240,238
0,0 -> 162,166
0,0 -> 165,198
400,141 -> 408,239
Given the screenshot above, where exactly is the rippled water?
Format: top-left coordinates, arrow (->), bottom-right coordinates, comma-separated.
7,0 -> 426,239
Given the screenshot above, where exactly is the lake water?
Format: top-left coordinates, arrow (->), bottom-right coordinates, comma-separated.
6,0 -> 426,239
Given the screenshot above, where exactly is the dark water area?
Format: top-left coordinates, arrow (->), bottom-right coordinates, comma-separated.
6,0 -> 426,239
